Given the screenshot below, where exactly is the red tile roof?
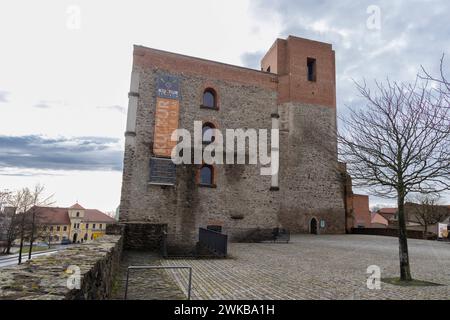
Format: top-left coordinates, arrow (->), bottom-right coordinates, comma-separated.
377,208 -> 397,221
69,203 -> 85,210
371,213 -> 389,226
84,209 -> 116,223
29,205 -> 115,225
377,208 -> 397,215
33,207 -> 71,225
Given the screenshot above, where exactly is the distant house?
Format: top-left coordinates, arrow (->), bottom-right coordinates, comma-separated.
374,204 -> 450,236
348,194 -> 372,228
28,203 -> 115,244
370,212 -> 389,228
377,208 -> 398,223
340,163 -> 376,231
404,202 -> 450,236
0,207 -> 16,247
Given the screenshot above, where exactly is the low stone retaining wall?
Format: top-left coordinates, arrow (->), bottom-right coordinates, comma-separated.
0,235 -> 122,300
233,228 -> 275,243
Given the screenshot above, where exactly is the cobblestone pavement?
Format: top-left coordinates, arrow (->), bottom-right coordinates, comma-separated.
111,251 -> 185,300
159,235 -> 450,300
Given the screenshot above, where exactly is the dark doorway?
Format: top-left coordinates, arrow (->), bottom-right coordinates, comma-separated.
72,233 -> 78,243
310,218 -> 318,235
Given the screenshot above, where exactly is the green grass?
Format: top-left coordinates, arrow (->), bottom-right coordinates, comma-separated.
382,278 -> 444,287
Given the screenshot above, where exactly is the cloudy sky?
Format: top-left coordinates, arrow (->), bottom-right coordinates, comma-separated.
0,0 -> 449,211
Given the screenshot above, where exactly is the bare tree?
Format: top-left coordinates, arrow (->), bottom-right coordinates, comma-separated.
8,185 -> 53,264
37,225 -> 53,249
338,77 -> 450,281
406,194 -> 449,238
421,55 -> 450,99
0,190 -> 11,209
26,185 -> 54,260
0,189 -> 18,255
370,205 -> 382,213
0,190 -> 13,253
8,188 -> 32,262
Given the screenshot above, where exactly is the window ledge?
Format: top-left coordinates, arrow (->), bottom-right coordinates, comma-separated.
199,183 -> 217,189
200,104 -> 219,110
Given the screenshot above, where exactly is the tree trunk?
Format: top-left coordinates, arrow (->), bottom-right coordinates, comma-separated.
18,231 -> 24,265
5,238 -> 12,254
423,223 -> 428,240
18,215 -> 25,265
397,194 -> 412,281
28,210 -> 36,260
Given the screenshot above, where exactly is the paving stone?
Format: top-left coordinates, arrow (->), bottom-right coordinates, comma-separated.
111,251 -> 186,300
157,235 -> 450,300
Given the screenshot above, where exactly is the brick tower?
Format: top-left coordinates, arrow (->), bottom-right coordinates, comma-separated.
119,35 -> 345,252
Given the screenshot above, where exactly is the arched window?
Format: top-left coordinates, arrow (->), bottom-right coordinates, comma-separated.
199,165 -> 214,186
202,88 -> 217,109
202,123 -> 215,144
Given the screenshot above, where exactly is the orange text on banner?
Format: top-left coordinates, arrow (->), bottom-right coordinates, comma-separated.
153,98 -> 180,157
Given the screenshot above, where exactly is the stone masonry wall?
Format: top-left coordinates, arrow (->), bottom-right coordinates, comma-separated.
120,38 -> 347,251
0,235 -> 122,300
123,223 -> 167,251
278,103 -> 345,234
120,64 -> 281,249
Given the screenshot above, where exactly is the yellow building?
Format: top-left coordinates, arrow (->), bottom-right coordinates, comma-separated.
33,203 -> 115,244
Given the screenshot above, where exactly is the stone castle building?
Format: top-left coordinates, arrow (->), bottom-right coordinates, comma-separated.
119,35 -> 346,252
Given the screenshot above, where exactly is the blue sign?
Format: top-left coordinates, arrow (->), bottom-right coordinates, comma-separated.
156,74 -> 180,100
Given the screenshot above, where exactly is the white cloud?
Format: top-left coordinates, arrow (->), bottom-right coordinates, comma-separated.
0,0 -> 449,209
0,0 -> 278,210
0,168 -> 122,213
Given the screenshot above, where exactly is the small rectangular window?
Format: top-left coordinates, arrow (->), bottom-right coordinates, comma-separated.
307,58 -> 316,82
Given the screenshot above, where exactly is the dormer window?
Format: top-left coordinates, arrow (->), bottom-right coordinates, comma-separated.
307,58 -> 316,82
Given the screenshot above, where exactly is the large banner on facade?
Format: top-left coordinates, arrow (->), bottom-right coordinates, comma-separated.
150,74 -> 180,185
153,74 -> 180,158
